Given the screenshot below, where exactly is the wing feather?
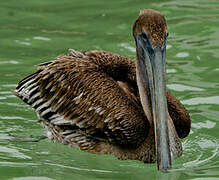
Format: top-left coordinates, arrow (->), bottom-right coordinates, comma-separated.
15,53 -> 149,148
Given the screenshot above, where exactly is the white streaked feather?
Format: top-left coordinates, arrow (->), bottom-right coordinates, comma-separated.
123,123 -> 130,128
73,93 -> 83,103
51,100 -> 64,112
56,94 -> 67,104
60,130 -> 75,135
51,115 -> 75,125
40,107 -> 52,117
42,73 -> 51,80
74,136 -> 85,142
50,113 -> 60,120
53,73 -> 59,79
104,118 -> 112,123
71,116 -> 83,124
27,91 -> 41,103
88,106 -> 96,111
32,98 -> 43,108
36,112 -> 41,119
50,115 -> 67,124
99,110 -> 105,115
64,133 -> 81,141
17,78 -> 36,91
112,127 -> 121,132
35,101 -> 50,112
28,86 -> 38,95
46,93 -> 62,112
47,130 -> 53,139
88,106 -> 104,115
88,107 -> 94,111
50,85 -> 56,92
81,142 -> 92,147
78,139 -> 87,144
108,126 -> 114,129
68,49 -> 88,58
58,74 -> 65,82
77,119 -> 89,128
19,88 -> 30,99
45,81 -> 54,90
46,94 -> 57,107
95,107 -> 102,114
25,82 -> 37,91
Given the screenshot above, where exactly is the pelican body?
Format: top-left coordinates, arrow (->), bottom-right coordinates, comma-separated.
14,9 -> 191,171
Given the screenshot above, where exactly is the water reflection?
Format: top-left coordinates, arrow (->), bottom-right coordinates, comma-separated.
33,36 -> 51,41
156,171 -> 181,180
14,40 -> 31,46
166,44 -> 172,49
182,96 -> 219,105
191,178 -> 219,180
192,120 -> 216,129
10,177 -> 54,180
119,43 -> 135,53
44,162 -> 115,173
167,69 -> 177,73
179,135 -> 219,169
0,145 -> 31,159
0,161 -> 37,167
0,60 -> 19,65
2,84 -> 17,88
167,84 -> 204,92
176,52 -> 189,58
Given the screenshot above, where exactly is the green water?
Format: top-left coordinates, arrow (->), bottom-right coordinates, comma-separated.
0,0 -> 219,179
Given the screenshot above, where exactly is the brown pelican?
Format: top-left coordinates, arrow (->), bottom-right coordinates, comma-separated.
14,9 -> 191,172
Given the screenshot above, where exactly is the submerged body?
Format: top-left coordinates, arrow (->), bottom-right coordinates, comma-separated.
14,10 -> 191,170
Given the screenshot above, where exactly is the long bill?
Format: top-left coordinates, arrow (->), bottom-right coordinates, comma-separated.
136,33 -> 171,172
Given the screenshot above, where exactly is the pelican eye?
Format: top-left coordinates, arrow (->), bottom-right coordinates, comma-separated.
142,31 -> 147,40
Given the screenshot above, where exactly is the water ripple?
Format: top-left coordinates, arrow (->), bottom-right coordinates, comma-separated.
182,136 -> 219,168
0,91 -> 11,95
167,84 -> 204,92
169,134 -> 219,174
192,178 -> 219,180
2,84 -> 17,88
0,145 -> 31,159
0,60 -> 19,65
0,116 -> 26,120
182,96 -> 219,105
176,52 -> 190,58
10,177 -> 55,180
192,120 -> 216,129
33,36 -> 51,41
0,161 -> 37,167
14,40 -> 31,46
119,43 -> 135,53
166,44 -> 172,49
44,162 -> 118,174
167,69 -> 177,73
0,102 -> 27,107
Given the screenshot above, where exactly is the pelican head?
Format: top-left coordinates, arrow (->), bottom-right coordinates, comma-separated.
133,9 -> 173,172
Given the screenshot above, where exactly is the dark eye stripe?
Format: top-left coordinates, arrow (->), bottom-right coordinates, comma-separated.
142,31 -> 147,40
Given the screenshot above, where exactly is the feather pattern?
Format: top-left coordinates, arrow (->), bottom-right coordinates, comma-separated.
14,49 -> 190,162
